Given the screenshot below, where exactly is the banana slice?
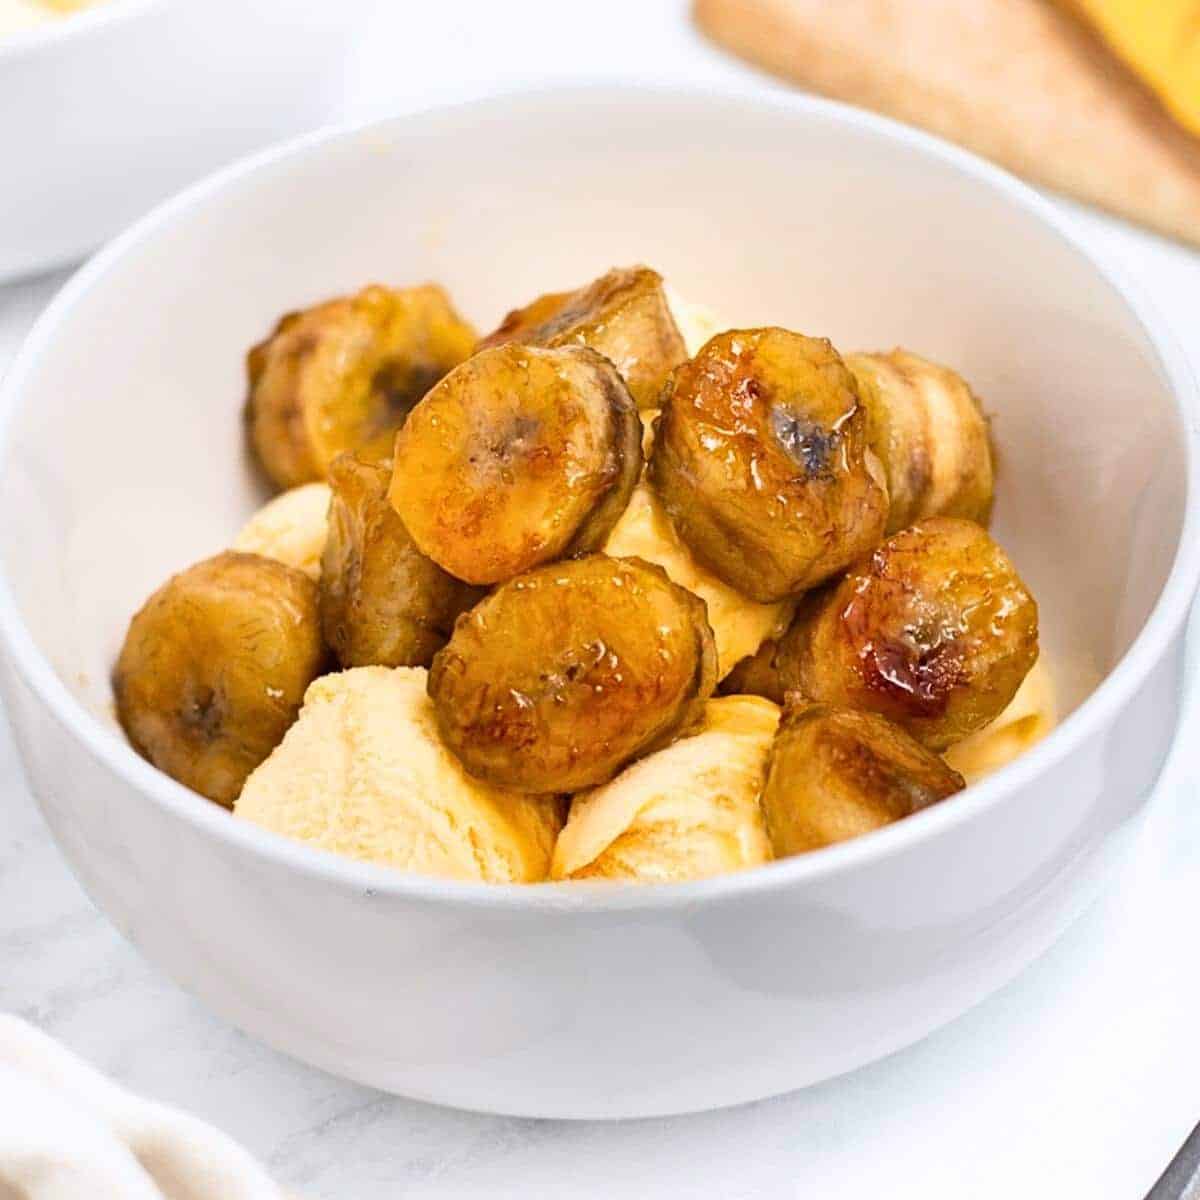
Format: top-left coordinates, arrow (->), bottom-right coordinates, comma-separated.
552,696 -> 778,883
847,349 -> 994,534
321,453 -> 480,668
761,702 -> 965,856
478,266 -> 687,408
113,551 -> 327,807
428,555 -> 718,792
650,328 -> 890,602
246,283 -> 476,490
236,667 -> 564,883
780,517 -> 1039,750
719,635 -> 788,704
390,343 -> 642,585
232,482 -> 331,580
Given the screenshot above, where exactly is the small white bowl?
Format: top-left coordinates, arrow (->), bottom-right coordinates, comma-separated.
0,0 -> 363,283
1,87 -> 1197,1119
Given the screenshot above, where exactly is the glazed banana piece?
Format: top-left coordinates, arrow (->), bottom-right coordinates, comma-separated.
390,343 -> 642,585
246,283 -> 476,490
719,636 -> 787,705
428,555 -> 718,792
761,702 -> 965,856
321,453 -> 481,669
847,349 -> 993,533
649,328 -> 890,602
779,517 -> 1038,750
477,265 -> 687,408
113,551 -> 327,807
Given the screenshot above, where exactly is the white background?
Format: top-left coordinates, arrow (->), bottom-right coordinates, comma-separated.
3,2 -> 1200,1195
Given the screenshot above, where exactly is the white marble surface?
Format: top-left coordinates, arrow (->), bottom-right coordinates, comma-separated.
4,2 -> 1200,1195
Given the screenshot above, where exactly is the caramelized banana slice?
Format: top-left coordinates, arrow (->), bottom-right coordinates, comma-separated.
719,636 -> 787,704
321,453 -> 481,668
428,555 -> 717,791
247,283 -> 476,490
779,517 -> 1038,750
390,344 -> 642,585
847,349 -> 994,533
649,328 -> 890,602
477,266 -> 686,408
761,702 -> 965,856
113,551 -> 326,807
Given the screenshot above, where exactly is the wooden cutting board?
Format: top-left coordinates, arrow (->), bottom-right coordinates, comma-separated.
694,0 -> 1200,246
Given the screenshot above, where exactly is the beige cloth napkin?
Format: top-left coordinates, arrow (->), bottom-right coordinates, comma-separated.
0,1016 -> 290,1200
694,0 -> 1200,246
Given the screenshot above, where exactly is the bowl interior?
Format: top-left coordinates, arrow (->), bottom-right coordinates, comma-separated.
0,90 -> 1188,770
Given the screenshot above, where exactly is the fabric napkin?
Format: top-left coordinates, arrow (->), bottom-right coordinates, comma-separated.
0,1016 -> 289,1199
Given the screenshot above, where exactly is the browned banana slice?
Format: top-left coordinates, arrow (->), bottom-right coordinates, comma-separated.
477,265 -> 686,408
113,551 -> 327,807
246,283 -> 477,490
761,702 -> 965,856
649,328 -> 890,602
428,555 -> 717,791
321,453 -> 482,668
390,344 -> 642,585
847,349 -> 994,533
779,517 -> 1038,750
719,636 -> 787,704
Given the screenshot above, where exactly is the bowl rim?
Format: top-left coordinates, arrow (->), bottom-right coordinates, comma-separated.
2,82 -> 1198,913
0,0 -> 165,63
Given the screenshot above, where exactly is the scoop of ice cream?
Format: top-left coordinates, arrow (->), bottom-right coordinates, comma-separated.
666,288 -> 724,357
236,666 -> 563,882
604,473 -> 793,678
944,658 -> 1056,784
552,695 -> 779,883
232,482 -> 331,581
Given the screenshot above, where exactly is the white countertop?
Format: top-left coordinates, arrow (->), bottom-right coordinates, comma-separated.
4,2 -> 1200,1195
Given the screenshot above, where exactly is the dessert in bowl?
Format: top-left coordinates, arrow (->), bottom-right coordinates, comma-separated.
0,87 -> 1195,1118
111,263 -> 1051,884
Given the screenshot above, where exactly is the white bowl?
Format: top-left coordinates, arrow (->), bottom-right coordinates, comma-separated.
0,0 -> 363,283
1,87 -> 1197,1119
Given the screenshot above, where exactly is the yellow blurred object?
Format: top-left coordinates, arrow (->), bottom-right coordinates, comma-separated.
0,0 -> 99,34
1069,0 -> 1200,137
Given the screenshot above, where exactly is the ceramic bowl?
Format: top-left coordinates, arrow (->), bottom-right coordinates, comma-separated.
1,87 -> 1197,1119
0,0 -> 364,283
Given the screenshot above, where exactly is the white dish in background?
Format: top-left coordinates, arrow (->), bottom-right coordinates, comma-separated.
0,87 -> 1196,1119
0,0 -> 365,283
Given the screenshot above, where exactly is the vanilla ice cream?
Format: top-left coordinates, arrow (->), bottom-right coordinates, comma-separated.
236,666 -> 564,882
604,472 -> 793,678
552,695 -> 779,883
666,288 -> 724,357
233,482 -> 331,581
945,658 -> 1056,784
